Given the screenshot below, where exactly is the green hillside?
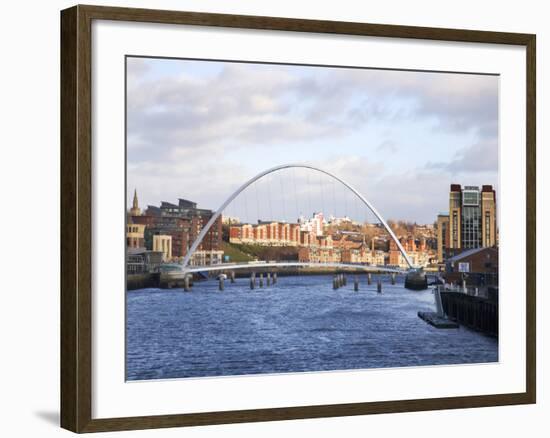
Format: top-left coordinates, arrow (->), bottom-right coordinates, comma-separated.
221,242 -> 255,263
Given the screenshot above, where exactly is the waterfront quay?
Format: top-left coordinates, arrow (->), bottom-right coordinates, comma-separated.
418,283 -> 498,337
440,287 -> 498,337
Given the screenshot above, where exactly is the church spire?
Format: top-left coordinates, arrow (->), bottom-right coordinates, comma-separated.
133,188 -> 139,209
130,188 -> 141,216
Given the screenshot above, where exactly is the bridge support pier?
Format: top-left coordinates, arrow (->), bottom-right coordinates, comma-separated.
377,279 -> 382,294
367,273 -> 372,285
219,276 -> 225,291
404,270 -> 428,290
259,273 -> 264,288
354,276 -> 359,292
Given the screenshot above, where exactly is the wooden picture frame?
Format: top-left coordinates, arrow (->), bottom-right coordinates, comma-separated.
61,4 -> 536,433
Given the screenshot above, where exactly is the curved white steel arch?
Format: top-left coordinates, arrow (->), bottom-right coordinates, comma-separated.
181,164 -> 414,269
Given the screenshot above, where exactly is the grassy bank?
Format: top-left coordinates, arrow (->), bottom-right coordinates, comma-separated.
221,242 -> 255,263
226,242 -> 299,262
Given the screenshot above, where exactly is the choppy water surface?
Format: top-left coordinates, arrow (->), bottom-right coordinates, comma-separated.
126,275 -> 498,380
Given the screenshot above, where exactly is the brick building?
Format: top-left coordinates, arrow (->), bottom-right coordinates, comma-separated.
444,247 -> 499,287
298,247 -> 341,264
448,184 -> 497,250
388,236 -> 433,268
229,221 -> 302,246
130,197 -> 222,262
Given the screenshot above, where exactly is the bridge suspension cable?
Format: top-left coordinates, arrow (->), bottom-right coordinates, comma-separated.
180,163 -> 414,270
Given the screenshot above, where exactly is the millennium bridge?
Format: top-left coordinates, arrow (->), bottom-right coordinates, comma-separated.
169,163 -> 428,290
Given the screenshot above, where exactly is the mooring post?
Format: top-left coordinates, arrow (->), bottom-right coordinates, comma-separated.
377,279 -> 382,293
391,273 -> 396,285
333,275 -> 338,290
343,274 -> 347,286
230,271 -> 235,283
184,275 -> 191,292
259,273 -> 264,288
219,276 -> 225,291
267,272 -> 271,286
250,273 -> 255,290
273,272 -> 277,284
354,276 -> 359,292
367,273 -> 372,285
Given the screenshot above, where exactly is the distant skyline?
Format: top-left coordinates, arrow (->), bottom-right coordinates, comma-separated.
127,57 -> 499,224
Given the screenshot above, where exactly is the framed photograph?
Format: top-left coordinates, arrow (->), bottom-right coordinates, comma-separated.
60,5 -> 536,433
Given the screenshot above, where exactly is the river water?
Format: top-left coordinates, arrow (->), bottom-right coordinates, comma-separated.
126,274 -> 498,381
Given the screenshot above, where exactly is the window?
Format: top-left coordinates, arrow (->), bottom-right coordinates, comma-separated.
452,211 -> 459,247
462,190 -> 480,206
462,206 -> 481,249
485,212 -> 491,246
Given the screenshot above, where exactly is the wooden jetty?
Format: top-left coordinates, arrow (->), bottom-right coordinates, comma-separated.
418,311 -> 459,329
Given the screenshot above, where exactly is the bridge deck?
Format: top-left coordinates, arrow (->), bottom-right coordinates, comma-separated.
182,262 -> 405,274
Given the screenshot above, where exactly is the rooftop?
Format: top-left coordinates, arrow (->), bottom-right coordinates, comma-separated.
446,246 -> 498,263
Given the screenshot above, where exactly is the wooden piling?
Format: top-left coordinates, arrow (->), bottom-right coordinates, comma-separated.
219,276 -> 225,291
259,273 -> 264,288
250,273 -> 255,290
343,274 -> 347,286
184,275 -> 190,292
267,272 -> 271,286
230,271 -> 235,283
273,272 -> 277,284
377,279 -> 382,293
367,273 -> 372,285
354,276 -> 359,292
391,273 -> 396,285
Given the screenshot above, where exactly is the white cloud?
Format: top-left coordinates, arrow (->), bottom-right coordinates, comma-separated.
426,139 -> 498,174
127,60 -> 498,162
126,59 -> 499,223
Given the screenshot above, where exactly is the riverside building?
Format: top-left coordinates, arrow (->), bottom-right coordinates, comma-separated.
437,184 -> 497,263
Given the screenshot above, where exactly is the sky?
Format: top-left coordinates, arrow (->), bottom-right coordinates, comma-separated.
126,56 -> 499,225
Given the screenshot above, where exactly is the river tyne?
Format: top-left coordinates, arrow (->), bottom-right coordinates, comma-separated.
126,274 -> 498,381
